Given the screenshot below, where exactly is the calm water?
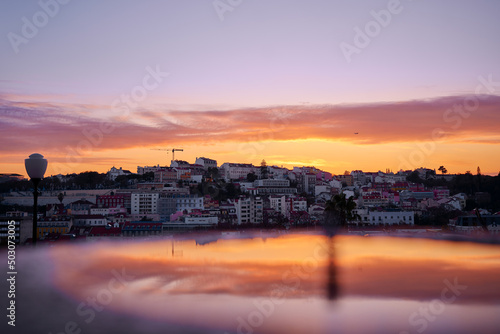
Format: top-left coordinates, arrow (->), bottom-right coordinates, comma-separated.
3,232 -> 500,334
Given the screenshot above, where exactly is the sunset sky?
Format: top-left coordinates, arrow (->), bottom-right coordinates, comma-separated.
1,0 -> 500,177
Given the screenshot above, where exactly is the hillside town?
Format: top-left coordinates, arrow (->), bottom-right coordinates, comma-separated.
1,157 -> 500,245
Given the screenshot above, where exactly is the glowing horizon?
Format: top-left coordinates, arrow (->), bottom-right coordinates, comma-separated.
1,93 -> 499,177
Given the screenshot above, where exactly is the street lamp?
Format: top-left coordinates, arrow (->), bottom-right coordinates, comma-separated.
25,153 -> 48,245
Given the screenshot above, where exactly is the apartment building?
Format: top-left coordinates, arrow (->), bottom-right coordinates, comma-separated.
232,196 -> 263,224
131,192 -> 159,215
270,195 -> 308,218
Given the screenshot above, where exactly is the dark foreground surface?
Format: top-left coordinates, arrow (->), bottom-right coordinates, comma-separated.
1,231 -> 500,334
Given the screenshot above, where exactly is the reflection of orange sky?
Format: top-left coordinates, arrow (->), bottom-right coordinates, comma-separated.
50,234 -> 500,304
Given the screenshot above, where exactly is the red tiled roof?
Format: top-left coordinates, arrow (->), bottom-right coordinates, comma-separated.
89,226 -> 122,235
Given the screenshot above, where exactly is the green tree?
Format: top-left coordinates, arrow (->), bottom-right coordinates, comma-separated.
57,192 -> 65,204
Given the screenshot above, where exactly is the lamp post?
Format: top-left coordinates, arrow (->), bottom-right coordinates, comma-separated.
24,153 -> 48,245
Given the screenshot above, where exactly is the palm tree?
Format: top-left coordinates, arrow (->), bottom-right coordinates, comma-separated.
438,166 -> 448,174
324,193 -> 360,236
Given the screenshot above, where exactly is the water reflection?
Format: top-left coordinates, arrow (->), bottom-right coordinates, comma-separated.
26,233 -> 500,333
327,235 -> 338,300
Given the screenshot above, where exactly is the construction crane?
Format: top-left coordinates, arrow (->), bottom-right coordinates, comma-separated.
150,148 -> 184,161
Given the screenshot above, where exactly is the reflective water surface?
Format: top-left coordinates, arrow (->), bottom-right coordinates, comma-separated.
7,232 -> 500,334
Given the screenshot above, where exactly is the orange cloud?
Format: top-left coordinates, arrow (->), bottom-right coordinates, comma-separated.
2,94 -> 500,156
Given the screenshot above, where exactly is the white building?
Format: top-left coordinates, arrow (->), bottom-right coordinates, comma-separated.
131,192 -> 159,215
195,157 -> 217,170
249,178 -> 296,196
184,215 -> 218,225
289,197 -> 307,213
270,196 -> 286,216
232,197 -> 263,224
357,211 -> 414,226
73,215 -> 108,226
267,166 -> 289,179
343,190 -> 355,199
220,163 -> 259,182
329,179 -> 342,190
107,166 -> 132,180
170,160 -> 190,168
90,207 -> 110,216
315,185 -> 331,197
176,196 -> 204,213
437,197 -> 462,211
254,179 -> 290,187
137,165 -> 163,175
270,195 -> 308,218
452,193 -> 467,209
351,170 -> 368,186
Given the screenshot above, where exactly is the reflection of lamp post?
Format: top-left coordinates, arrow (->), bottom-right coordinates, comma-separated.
24,153 -> 48,245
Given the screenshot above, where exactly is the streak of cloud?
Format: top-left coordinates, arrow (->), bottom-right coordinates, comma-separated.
1,95 -> 499,156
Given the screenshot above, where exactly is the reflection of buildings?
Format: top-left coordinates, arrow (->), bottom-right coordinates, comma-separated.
451,215 -> 500,234
122,221 -> 162,236
327,236 -> 338,300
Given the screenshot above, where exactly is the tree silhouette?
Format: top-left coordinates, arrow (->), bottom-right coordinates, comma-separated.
246,172 -> 257,182
207,167 -> 220,180
260,160 -> 268,179
438,166 -> 448,174
324,193 -> 360,236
